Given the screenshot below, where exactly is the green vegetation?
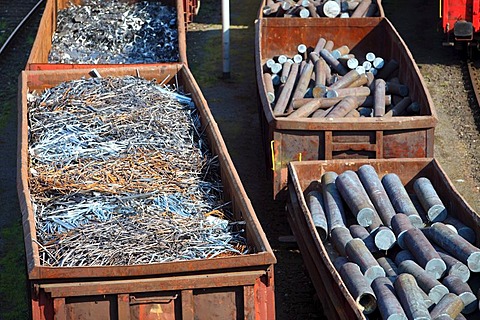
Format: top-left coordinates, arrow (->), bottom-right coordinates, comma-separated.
0,19 -> 7,44
0,220 -> 28,320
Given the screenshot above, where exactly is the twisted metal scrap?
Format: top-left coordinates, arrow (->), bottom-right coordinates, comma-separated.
49,0 -> 179,63
28,75 -> 248,266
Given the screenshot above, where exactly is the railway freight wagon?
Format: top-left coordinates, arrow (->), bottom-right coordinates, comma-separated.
255,17 -> 437,199
183,0 -> 200,23
258,0 -> 384,19
287,158 -> 480,319
441,0 -> 480,51
18,64 -> 276,319
27,0 -> 187,70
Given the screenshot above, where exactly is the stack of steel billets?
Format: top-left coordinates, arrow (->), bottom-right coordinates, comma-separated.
48,0 -> 179,64
305,164 -> 479,318
28,75 -> 247,267
261,0 -> 381,18
262,37 -> 419,118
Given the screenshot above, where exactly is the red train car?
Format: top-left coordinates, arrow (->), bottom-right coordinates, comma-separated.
442,0 -> 480,50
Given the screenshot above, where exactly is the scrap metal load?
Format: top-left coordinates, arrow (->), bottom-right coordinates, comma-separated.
263,38 -> 418,118
27,75 -> 247,267
288,160 -> 480,319
262,0 -> 381,18
48,0 -> 179,64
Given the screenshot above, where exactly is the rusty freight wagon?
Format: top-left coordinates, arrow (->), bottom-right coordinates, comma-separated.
18,64 -> 276,319
183,0 -> 200,23
258,0 -> 384,19
286,158 -> 480,319
27,0 -> 187,70
255,17 -> 437,199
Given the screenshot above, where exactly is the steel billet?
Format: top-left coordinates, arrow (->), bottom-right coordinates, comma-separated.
382,174 -> 424,228
430,293 -> 464,320
357,164 -> 396,226
391,213 -> 415,249
345,238 -> 385,284
394,273 -> 431,320
377,257 -> 399,280
442,275 -> 477,314
403,228 -> 446,279
435,249 -> 470,283
306,190 -> 328,240
49,0 -> 179,63
322,171 -> 347,232
334,257 -> 377,314
349,224 -> 377,253
398,260 -> 449,304
422,223 -> 480,272
395,250 -> 416,266
335,170 -> 379,227
443,216 -> 476,244
413,177 -> 447,222
374,226 -> 396,251
371,277 -> 407,320
331,226 -> 353,256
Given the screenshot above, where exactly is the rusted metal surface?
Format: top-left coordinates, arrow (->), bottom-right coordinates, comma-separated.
255,18 -> 437,198
26,0 -> 187,70
18,65 -> 275,319
286,158 -> 480,319
183,0 -> 199,23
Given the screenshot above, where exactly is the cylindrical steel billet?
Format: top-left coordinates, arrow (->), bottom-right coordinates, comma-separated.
313,37 -> 327,54
443,216 -> 476,244
266,58 -> 275,69
325,86 -> 371,98
407,102 -> 421,115
377,59 -> 400,80
263,73 -> 275,104
273,63 -> 299,116
292,95 -> 391,110
362,60 -> 372,71
291,62 -> 314,101
271,62 -> 282,74
332,45 -> 350,59
372,277 -> 407,320
349,224 -> 377,253
384,96 -> 412,117
328,69 -> 361,90
395,249 -> 415,266
288,99 -> 323,118
277,54 -> 288,64
391,213 -> 415,249
359,107 -> 373,117
382,173 -> 424,228
366,210 -> 383,233
386,82 -> 409,97
320,49 -> 348,75
442,275 -> 477,314
347,72 -> 368,88
306,190 -> 328,240
322,171 -> 347,233
404,228 -> 447,280
311,108 -> 328,118
357,164 -> 396,226
409,194 -> 429,224
435,249 -> 470,283
423,223 -> 480,272
326,96 -> 359,118
345,238 -> 385,283
293,54 -> 303,63
334,258 -> 378,314
280,59 -> 293,84
374,79 -> 386,117
413,177 -> 447,223
345,109 -> 360,118
297,43 -> 307,54
398,260 -> 449,304
430,293 -> 464,320
373,57 -> 385,69
374,226 -> 396,251
309,51 -> 319,64
307,2 -> 319,17
347,57 -> 359,69
331,226 -> 353,256
319,1 -> 341,18
419,286 -> 436,310
313,58 -> 328,97
377,257 -> 399,279
335,170 -> 379,227
455,313 -> 467,320
351,0 -> 372,17
271,74 -> 281,86
325,40 -> 334,51
395,273 -> 431,320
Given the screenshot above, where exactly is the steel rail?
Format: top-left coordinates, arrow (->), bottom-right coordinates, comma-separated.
0,0 -> 45,56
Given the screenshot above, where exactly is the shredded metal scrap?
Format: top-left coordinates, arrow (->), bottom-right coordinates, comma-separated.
28,75 -> 248,266
48,0 -> 179,63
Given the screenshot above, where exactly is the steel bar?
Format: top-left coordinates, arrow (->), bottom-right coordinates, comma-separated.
391,213 -> 415,249
397,260 -> 449,304
443,216 -> 476,244
374,79 -> 386,116
334,257 -> 378,314
413,177 -> 447,223
395,250 -> 416,266
403,228 -> 446,279
435,249 -> 470,283
394,273 -> 431,320
382,174 -> 424,228
328,69 -> 361,90
345,238 -> 385,283
349,224 -> 377,253
371,277 -> 407,320
335,170 -> 379,227
376,59 -> 399,80
442,275 -> 477,314
306,190 -> 328,240
374,226 -> 396,251
385,97 -> 413,117
430,293 -> 464,320
357,164 -> 396,227
273,62 -> 300,115
377,257 -> 398,280
422,223 -> 480,272
322,171 -> 347,233
331,226 -> 353,256
263,73 -> 275,103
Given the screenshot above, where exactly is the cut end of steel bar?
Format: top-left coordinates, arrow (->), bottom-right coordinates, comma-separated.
467,251 -> 480,272
374,227 -> 396,251
357,207 -> 376,227
408,214 -> 425,228
425,258 -> 447,280
365,265 -> 386,284
427,204 -> 447,223
357,292 -> 378,315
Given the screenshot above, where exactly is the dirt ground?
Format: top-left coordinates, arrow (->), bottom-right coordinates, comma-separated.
1,0 -> 480,319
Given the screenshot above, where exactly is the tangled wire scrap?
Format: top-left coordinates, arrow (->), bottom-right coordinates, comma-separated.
28,75 -> 249,267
